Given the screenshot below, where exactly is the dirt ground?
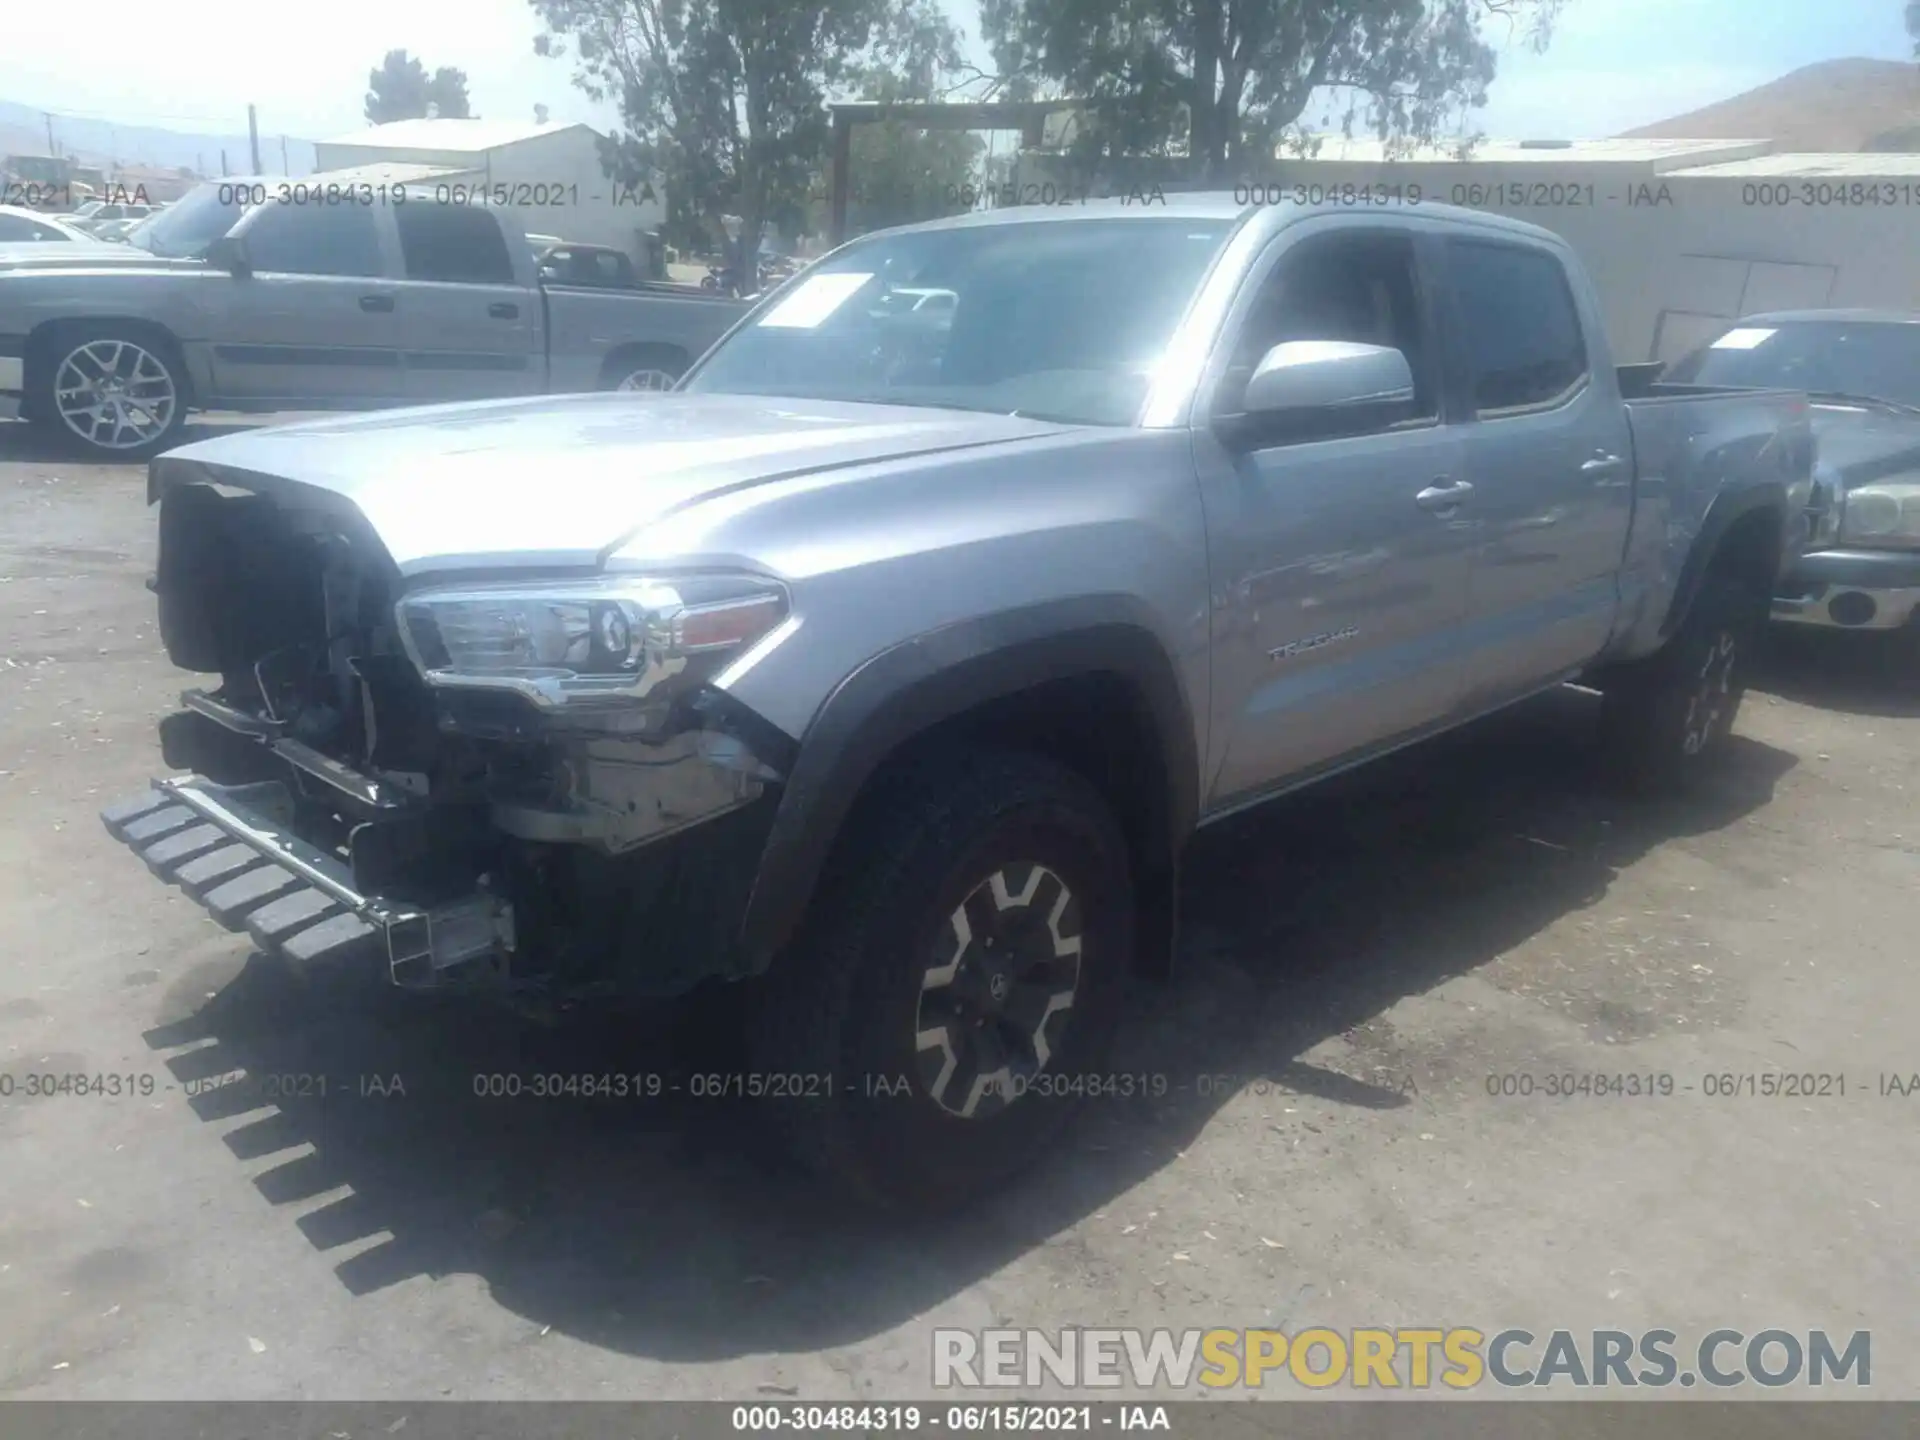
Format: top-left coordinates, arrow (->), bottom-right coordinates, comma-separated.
1,415 -> 1916,1400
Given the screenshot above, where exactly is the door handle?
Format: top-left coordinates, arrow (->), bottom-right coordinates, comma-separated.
1415,479 -> 1474,511
1581,454 -> 1627,478
488,302 -> 520,319
358,294 -> 395,313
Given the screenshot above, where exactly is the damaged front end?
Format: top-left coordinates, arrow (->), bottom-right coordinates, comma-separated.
102,463 -> 796,1001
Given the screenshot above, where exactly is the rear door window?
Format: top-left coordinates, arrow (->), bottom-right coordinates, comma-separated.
395,204 -> 516,284
1444,240 -> 1589,415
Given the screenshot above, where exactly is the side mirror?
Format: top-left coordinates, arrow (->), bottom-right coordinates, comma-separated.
1242,340 -> 1415,415
205,232 -> 252,276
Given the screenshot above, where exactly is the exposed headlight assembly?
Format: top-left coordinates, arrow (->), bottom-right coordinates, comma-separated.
395,574 -> 790,712
1838,476 -> 1920,548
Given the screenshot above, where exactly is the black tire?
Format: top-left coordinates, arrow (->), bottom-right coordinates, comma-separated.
747,749 -> 1133,1211
29,324 -> 190,462
1597,573 -> 1764,789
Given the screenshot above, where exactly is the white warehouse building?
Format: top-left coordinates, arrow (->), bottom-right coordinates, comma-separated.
1016,135 -> 1920,363
310,118 -> 665,262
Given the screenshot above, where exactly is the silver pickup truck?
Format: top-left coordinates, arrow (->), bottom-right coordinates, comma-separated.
0,179 -> 747,459
101,197 -> 1812,1210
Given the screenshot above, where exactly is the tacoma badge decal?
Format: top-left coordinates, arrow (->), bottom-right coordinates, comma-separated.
1270,626 -> 1359,661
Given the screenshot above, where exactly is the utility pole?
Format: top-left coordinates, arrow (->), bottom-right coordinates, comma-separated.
247,105 -> 262,173
280,136 -> 289,174
220,149 -> 229,177
43,112 -> 56,156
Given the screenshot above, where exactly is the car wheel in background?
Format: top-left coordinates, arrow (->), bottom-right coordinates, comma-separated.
29,324 -> 189,462
601,345 -> 688,394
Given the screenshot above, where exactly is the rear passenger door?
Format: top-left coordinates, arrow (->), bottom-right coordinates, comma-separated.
1436,237 -> 1634,703
390,205 -> 541,403
203,201 -> 407,406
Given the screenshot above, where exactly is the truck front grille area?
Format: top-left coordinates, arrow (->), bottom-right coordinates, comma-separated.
99,780 -> 513,987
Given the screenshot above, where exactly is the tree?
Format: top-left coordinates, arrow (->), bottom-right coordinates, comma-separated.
365,49 -> 476,123
1909,0 -> 1920,55
979,0 -> 1565,180
528,0 -> 960,272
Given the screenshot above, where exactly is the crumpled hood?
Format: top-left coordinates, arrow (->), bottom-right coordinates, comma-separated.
151,391 -> 1073,576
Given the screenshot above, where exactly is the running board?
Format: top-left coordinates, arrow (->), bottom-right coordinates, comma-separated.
101,778 -> 512,987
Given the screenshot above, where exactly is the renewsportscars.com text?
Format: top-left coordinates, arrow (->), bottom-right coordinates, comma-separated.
932,1327 -> 1871,1390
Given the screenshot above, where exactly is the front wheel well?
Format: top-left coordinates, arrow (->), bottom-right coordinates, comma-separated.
1707,505 -> 1786,599
825,672 -> 1183,979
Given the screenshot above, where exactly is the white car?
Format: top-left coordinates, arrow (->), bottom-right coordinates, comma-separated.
0,205 -> 99,245
68,198 -> 158,234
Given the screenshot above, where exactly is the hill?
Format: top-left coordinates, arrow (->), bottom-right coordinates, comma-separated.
0,99 -> 318,177
1620,57 -> 1920,150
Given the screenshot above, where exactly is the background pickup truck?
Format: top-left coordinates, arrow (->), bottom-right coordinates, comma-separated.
0,178 -> 749,459
102,197 -> 1812,1212
1664,308 -> 1920,645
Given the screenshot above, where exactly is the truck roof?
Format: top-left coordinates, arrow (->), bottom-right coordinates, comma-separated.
882,190 -> 1573,247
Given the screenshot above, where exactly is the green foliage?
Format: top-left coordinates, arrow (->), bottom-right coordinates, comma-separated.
1909,0 -> 1920,55
979,0 -> 1565,178
365,49 -> 476,123
529,0 -> 961,267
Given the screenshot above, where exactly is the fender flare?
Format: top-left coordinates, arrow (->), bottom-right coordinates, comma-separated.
734,596 -> 1201,975
1660,481 -> 1789,641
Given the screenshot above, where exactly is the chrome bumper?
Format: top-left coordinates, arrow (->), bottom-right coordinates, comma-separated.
100,776 -> 511,986
1772,584 -> 1920,631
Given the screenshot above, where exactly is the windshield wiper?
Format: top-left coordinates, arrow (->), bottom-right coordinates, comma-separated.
1805,390 -> 1920,419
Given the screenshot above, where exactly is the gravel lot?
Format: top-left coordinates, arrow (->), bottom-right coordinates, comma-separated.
2,415 -> 1916,1400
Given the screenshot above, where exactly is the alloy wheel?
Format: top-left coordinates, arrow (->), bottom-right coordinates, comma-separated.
54,339 -> 179,451
1681,630 -> 1739,755
616,368 -> 678,392
914,861 -> 1084,1119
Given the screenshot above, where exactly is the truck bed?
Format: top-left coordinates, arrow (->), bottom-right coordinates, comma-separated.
1609,382 -> 1814,657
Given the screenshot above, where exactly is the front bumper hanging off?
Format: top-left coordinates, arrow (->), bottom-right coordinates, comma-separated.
99,776 -> 511,986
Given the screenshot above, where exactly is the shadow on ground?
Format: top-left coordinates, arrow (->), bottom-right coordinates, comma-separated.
138,687 -> 1796,1362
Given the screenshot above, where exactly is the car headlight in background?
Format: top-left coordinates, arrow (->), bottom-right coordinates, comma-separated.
396,574 -> 790,713
1837,477 -> 1920,548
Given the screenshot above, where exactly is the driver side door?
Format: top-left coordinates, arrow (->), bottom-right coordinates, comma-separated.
1194,221 -> 1479,810
204,202 -> 408,407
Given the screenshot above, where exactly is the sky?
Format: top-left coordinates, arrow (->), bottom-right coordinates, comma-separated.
0,0 -> 1912,148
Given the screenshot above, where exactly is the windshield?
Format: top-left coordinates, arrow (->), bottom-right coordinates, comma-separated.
73,201 -> 104,219
682,217 -> 1235,425
1666,320 -> 1920,410
124,184 -> 245,258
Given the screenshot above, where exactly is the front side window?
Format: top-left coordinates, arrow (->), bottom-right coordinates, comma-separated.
1220,230 -> 1436,443
244,203 -> 385,277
